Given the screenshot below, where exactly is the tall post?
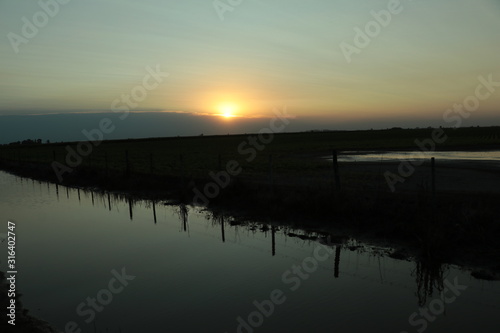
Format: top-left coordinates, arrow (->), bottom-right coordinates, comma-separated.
179,154 -> 185,194
431,157 -> 436,198
104,152 -> 108,178
150,153 -> 154,175
269,154 -> 274,192
431,157 -> 437,222
125,150 -> 130,178
332,150 -> 341,192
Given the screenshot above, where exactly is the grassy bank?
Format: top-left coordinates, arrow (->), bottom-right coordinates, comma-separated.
1,127 -> 500,181
1,127 -> 500,274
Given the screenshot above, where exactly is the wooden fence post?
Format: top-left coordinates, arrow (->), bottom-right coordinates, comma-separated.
269,154 -> 274,193
179,154 -> 185,193
125,150 -> 130,177
431,157 -> 436,198
150,153 -> 154,175
104,152 -> 108,178
332,150 -> 341,191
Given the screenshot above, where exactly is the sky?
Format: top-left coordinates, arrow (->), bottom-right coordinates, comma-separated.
0,0 -> 499,143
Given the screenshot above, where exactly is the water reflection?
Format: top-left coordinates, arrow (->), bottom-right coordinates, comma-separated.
413,259 -> 447,307
177,204 -> 189,232
0,174 -> 461,297
337,150 -> 500,162
2,172 -> 499,332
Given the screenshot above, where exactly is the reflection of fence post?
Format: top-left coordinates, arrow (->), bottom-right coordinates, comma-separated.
334,245 -> 341,278
152,200 -> 157,224
220,215 -> 225,243
128,196 -> 133,220
272,226 -> 276,256
332,150 -> 341,192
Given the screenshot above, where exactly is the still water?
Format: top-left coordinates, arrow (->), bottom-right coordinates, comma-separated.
0,171 -> 499,332
338,150 -> 500,163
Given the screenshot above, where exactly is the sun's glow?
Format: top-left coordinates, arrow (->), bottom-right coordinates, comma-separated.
218,103 -> 238,118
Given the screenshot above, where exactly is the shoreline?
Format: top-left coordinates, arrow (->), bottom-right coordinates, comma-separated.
1,153 -> 500,280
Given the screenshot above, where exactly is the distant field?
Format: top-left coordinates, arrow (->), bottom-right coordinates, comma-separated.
1,126 -> 499,181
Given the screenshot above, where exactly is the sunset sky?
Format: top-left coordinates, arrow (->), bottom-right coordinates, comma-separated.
1,0 -> 499,142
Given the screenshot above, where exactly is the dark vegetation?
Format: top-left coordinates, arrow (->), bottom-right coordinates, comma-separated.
1,127 -> 500,275
0,271 -> 57,332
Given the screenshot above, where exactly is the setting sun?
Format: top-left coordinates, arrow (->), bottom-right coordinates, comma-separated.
218,103 -> 238,118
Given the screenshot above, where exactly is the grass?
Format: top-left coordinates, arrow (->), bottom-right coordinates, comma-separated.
1,126 -> 500,273
1,126 -> 499,181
